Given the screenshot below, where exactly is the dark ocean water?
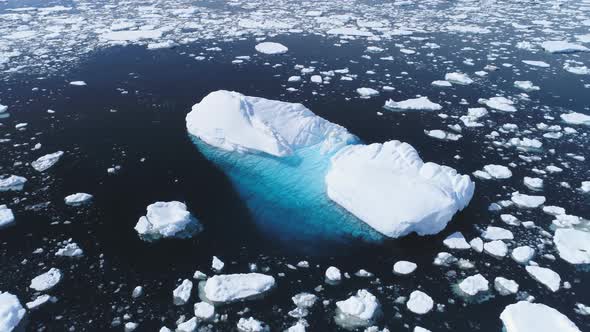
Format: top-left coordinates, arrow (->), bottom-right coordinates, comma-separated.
1,31 -> 589,331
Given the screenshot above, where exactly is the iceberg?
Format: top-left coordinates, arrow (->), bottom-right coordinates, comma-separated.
186,91 -> 473,248
134,201 -> 202,241
31,151 -> 64,172
325,141 -> 474,238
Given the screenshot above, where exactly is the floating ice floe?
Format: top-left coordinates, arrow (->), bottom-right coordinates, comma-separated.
0,292 -> 26,332
457,274 -> 489,296
494,277 -> 519,296
134,201 -> 202,241
173,279 -> 193,305
31,151 -> 64,172
334,289 -> 381,329
500,301 -> 581,332
511,192 -> 545,209
255,42 -> 288,55
483,240 -> 508,258
540,41 -> 589,54
200,273 -> 275,304
30,268 -> 62,291
560,112 -> 590,126
26,294 -> 53,310
443,232 -> 471,250
0,205 -> 15,228
554,228 -> 590,265
237,317 -> 269,332
475,164 -> 512,180
0,175 -> 27,192
406,290 -> 433,315
522,60 -> 550,68
525,266 -> 560,292
480,96 -> 517,112
212,256 -> 224,272
194,301 -> 215,321
393,261 -> 417,275
64,193 -> 93,206
514,81 -> 540,92
383,97 -> 442,111
524,177 -> 543,191
69,80 -> 87,86
326,140 -> 474,238
445,72 -> 473,85
0,104 -> 7,113
424,130 -> 462,141
482,226 -> 513,241
55,241 -> 83,257
356,87 -> 379,98
511,246 -> 535,264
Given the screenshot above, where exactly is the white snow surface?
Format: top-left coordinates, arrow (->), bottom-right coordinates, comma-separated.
0,292 -> 25,332
554,229 -> 590,265
326,140 -> 474,238
186,90 -> 356,157
500,301 -> 581,332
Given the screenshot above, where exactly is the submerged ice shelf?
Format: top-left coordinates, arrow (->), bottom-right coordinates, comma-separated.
186,91 -> 474,250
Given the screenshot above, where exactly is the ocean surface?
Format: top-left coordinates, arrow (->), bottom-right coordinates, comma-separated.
1,0 -> 590,331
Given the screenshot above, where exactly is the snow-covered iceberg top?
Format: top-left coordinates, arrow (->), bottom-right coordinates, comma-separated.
0,292 -> 26,332
500,301 -> 581,332
134,201 -> 202,241
200,273 -> 275,304
186,90 -> 357,158
325,141 -> 474,238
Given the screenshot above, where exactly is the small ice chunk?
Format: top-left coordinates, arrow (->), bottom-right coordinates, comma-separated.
514,81 -> 540,92
237,317 -> 269,332
31,151 -> 64,172
0,175 -> 27,192
194,302 -> 215,321
335,289 -> 381,327
470,237 -> 484,252
55,242 -> 83,257
393,261 -> 417,275
481,97 -> 517,112
511,192 -> 545,208
64,193 -> 93,206
356,88 -> 379,98
443,232 -> 471,249
134,201 -> 202,241
484,240 -> 508,258
173,279 -> 193,305
255,42 -> 288,55
70,81 -> 87,86
0,205 -> 15,228
384,97 -> 442,111
201,273 -> 275,304
458,274 -> 489,296
325,266 -> 342,283
524,177 -> 543,190
494,277 -> 519,295
511,246 -> 535,264
482,164 -> 512,179
176,317 -> 197,332
445,72 -> 473,85
25,294 -> 52,310
482,226 -> 513,241
212,256 -> 224,272
406,290 -> 433,315
526,266 -> 561,292
30,268 -> 62,291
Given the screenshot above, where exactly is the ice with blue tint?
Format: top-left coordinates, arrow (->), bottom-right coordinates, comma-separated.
190,138 -> 383,249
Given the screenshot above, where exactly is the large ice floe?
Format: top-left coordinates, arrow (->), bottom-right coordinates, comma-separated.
0,292 -> 26,332
186,91 -> 474,246
134,201 -> 202,241
500,301 -> 581,332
